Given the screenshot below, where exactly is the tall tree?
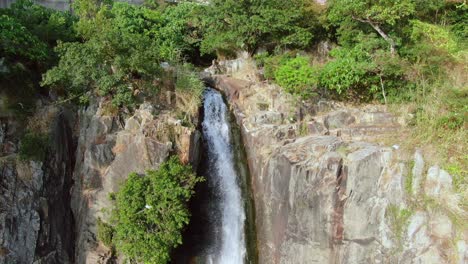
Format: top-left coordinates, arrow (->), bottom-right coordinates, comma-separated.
200,0 -> 320,55
328,0 -> 416,55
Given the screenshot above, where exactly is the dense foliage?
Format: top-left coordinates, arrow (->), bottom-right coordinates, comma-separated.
200,0 -> 321,55
41,0 -> 205,108
110,156 -> 203,263
0,0 -> 76,112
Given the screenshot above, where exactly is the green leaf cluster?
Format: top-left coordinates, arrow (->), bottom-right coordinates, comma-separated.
111,156 -> 203,263
0,0 -> 77,112
42,0 -> 205,108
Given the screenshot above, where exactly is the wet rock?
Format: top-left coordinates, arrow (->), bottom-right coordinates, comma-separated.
0,121 -> 5,145
71,100 -> 201,263
210,75 -> 464,264
0,110 -> 76,264
251,111 -> 283,125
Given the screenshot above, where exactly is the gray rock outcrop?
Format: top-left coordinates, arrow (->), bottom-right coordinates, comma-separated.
70,100 -> 201,263
210,73 -> 467,264
0,108 -> 76,264
0,97 -> 201,263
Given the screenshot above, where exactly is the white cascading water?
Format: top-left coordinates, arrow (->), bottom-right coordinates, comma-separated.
202,88 -> 246,264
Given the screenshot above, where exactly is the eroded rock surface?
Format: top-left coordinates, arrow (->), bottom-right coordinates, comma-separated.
0,109 -> 76,264
1,97 -> 201,263
71,101 -> 201,263
209,71 -> 467,264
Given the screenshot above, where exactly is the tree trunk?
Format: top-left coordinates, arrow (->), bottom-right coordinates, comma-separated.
379,75 -> 387,105
353,17 -> 397,56
367,22 -> 396,56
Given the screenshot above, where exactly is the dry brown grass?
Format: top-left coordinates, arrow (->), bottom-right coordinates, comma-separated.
26,106 -> 59,134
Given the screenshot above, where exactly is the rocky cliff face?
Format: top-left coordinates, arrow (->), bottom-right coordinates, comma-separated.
207,64 -> 467,264
0,107 -> 76,264
70,100 -> 201,263
0,97 -> 201,263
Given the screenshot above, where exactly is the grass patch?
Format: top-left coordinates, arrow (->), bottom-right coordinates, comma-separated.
386,205 -> 413,247
405,160 -> 415,196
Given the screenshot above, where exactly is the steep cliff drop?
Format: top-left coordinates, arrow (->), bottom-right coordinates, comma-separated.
202,88 -> 246,264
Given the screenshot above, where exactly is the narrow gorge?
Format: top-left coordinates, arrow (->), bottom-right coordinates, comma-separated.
176,88 -> 256,264
1,0 -> 466,263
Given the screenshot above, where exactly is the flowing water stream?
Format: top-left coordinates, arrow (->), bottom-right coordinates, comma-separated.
202,88 -> 246,263
174,88 -> 256,264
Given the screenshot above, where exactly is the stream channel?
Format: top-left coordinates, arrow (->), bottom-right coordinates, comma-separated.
174,88 -> 257,264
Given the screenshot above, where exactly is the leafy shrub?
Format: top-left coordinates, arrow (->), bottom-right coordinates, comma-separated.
97,218 -> 115,247
0,0 -> 78,111
19,132 -> 49,161
319,35 -> 410,102
112,156 -> 203,263
274,56 -> 319,98
411,20 -> 459,56
42,1 -> 165,107
319,46 -> 375,98
200,0 -> 319,54
254,52 -> 293,80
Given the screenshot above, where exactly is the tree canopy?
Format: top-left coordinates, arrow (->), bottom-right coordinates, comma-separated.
41,0 -> 206,107
327,0 -> 416,54
0,0 -> 77,113
200,0 -> 321,55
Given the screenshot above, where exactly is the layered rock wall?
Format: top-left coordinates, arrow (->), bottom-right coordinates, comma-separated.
70,100 -> 201,263
0,108 -> 76,264
0,98 -> 201,263
209,73 -> 467,264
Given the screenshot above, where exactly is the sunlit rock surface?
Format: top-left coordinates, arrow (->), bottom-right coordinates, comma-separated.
206,60 -> 467,264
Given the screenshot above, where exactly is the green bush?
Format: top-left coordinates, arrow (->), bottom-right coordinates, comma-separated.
255,52 -> 293,80
274,56 -> 319,98
319,35 -> 410,102
18,132 -> 49,161
97,218 -> 115,247
111,156 -> 203,263
0,0 -> 77,110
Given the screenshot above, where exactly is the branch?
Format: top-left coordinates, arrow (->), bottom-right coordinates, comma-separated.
352,16 -> 396,56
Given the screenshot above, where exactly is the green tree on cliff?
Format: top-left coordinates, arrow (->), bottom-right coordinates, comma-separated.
327,0 -> 416,55
111,157 -> 203,263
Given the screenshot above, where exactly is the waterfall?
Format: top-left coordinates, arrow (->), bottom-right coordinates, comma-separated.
202,88 -> 246,264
